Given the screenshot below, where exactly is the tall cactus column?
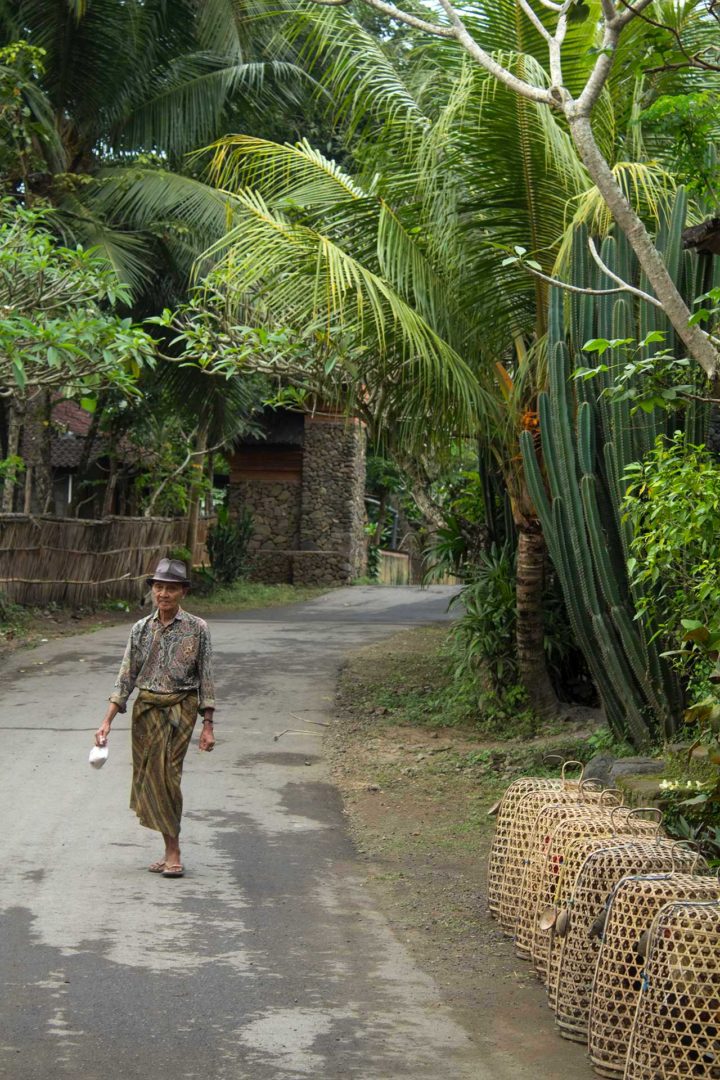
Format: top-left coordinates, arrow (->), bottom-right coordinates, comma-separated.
521,194 -> 711,745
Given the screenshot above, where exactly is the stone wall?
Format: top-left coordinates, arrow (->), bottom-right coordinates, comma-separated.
229,480 -> 301,553
227,412 -> 368,586
299,416 -> 367,581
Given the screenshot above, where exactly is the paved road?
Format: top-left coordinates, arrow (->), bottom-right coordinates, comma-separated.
0,585 -> 495,1080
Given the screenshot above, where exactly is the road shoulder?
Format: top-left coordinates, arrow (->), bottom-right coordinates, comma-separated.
328,625 -> 597,1079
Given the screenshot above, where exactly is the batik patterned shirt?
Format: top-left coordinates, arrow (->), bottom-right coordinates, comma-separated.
110,608 -> 215,714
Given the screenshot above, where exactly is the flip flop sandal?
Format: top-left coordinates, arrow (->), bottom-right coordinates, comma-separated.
163,864 -> 184,878
148,860 -> 166,873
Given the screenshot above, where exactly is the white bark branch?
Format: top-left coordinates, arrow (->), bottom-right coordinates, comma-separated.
435,0 -> 553,103
568,114 -> 719,377
517,0 -> 553,42
517,257 -> 660,302
321,0 -> 456,37
587,238 -> 664,310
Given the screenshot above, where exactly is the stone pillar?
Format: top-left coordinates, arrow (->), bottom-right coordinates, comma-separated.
297,415 -> 367,584
227,446 -> 303,583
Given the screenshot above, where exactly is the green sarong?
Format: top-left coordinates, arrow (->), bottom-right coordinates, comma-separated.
130,689 -> 198,837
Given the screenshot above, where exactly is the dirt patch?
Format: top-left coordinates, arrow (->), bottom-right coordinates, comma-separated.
0,604 -> 142,654
328,625 -> 601,1079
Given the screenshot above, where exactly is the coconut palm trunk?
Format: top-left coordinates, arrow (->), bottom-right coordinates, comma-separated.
515,522 -> 558,717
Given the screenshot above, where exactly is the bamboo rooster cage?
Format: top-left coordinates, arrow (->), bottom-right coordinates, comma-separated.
514,791 -> 622,959
588,865 -> 717,1078
623,898 -> 720,1080
528,806 -> 659,978
486,763 -> 583,917
551,833 -> 700,1044
496,771 -> 606,935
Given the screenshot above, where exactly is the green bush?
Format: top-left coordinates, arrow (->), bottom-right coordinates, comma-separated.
624,432 -> 720,653
449,543 -> 516,692
206,507 -> 253,584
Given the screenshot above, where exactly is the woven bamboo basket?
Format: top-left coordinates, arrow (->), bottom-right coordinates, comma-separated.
624,898 -> 720,1080
514,790 -> 622,959
530,806 -> 659,978
552,832 -> 699,1044
497,771 -> 604,935
487,761 -> 583,917
487,776 -> 566,917
589,860 -> 716,1078
546,834 -> 630,1006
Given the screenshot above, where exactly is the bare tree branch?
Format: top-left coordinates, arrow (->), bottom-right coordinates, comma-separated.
516,255 -> 662,303
587,238 -> 664,309
314,0 -> 457,38
434,0 -> 554,103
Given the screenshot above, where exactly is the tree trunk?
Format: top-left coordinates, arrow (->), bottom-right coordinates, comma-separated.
568,113 -> 719,379
23,466 -> 33,514
101,456 -> 118,517
1,397 -> 25,513
515,523 -> 559,718
185,425 -> 208,558
39,391 -> 54,513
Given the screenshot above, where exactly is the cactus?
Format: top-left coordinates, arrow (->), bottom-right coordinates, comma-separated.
521,191 -> 720,746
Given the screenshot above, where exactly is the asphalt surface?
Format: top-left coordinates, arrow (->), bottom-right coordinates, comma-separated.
0,584 -> 499,1080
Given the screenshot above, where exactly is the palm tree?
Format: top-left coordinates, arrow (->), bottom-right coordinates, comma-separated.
179,0 -> 716,712
0,0 -> 314,294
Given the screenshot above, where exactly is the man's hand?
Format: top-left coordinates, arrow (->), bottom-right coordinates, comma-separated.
199,722 -> 215,752
95,720 -> 112,747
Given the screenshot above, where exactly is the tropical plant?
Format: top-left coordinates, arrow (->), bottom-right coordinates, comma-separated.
207,504 -> 254,583
450,543 -> 518,694
286,0 -> 720,381
521,192 -> 720,747
623,431 -> 720,665
0,2 -> 315,294
0,202 -> 155,511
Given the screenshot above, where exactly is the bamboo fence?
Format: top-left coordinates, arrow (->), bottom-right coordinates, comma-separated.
0,514 -> 210,607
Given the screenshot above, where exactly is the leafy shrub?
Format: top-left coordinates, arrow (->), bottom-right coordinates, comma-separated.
167,545 -> 192,565
206,507 -> 253,584
623,432 -> 720,669
449,543 -> 516,692
448,542 -> 596,707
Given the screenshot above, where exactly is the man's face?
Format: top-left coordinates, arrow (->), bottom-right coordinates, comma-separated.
152,581 -> 186,613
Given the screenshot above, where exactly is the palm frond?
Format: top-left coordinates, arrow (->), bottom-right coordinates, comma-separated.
556,160 -> 678,272
114,54 -> 313,156
197,190 -> 490,441
205,135 -> 366,203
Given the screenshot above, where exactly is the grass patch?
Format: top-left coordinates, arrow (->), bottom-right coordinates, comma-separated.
1,582 -> 332,650
339,624 -> 594,740
187,581 -> 331,614
0,593 -> 31,641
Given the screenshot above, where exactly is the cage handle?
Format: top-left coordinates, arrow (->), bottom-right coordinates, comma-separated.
669,839 -> 703,873
578,777 -> 604,800
561,760 -> 584,786
626,806 -> 664,836
599,788 -> 623,807
609,804 -> 630,833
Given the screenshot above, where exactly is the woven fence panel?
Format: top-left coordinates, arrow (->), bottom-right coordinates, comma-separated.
589,871 -> 717,1078
0,514 -> 189,606
624,899 -> 720,1080
552,840 -> 700,1044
